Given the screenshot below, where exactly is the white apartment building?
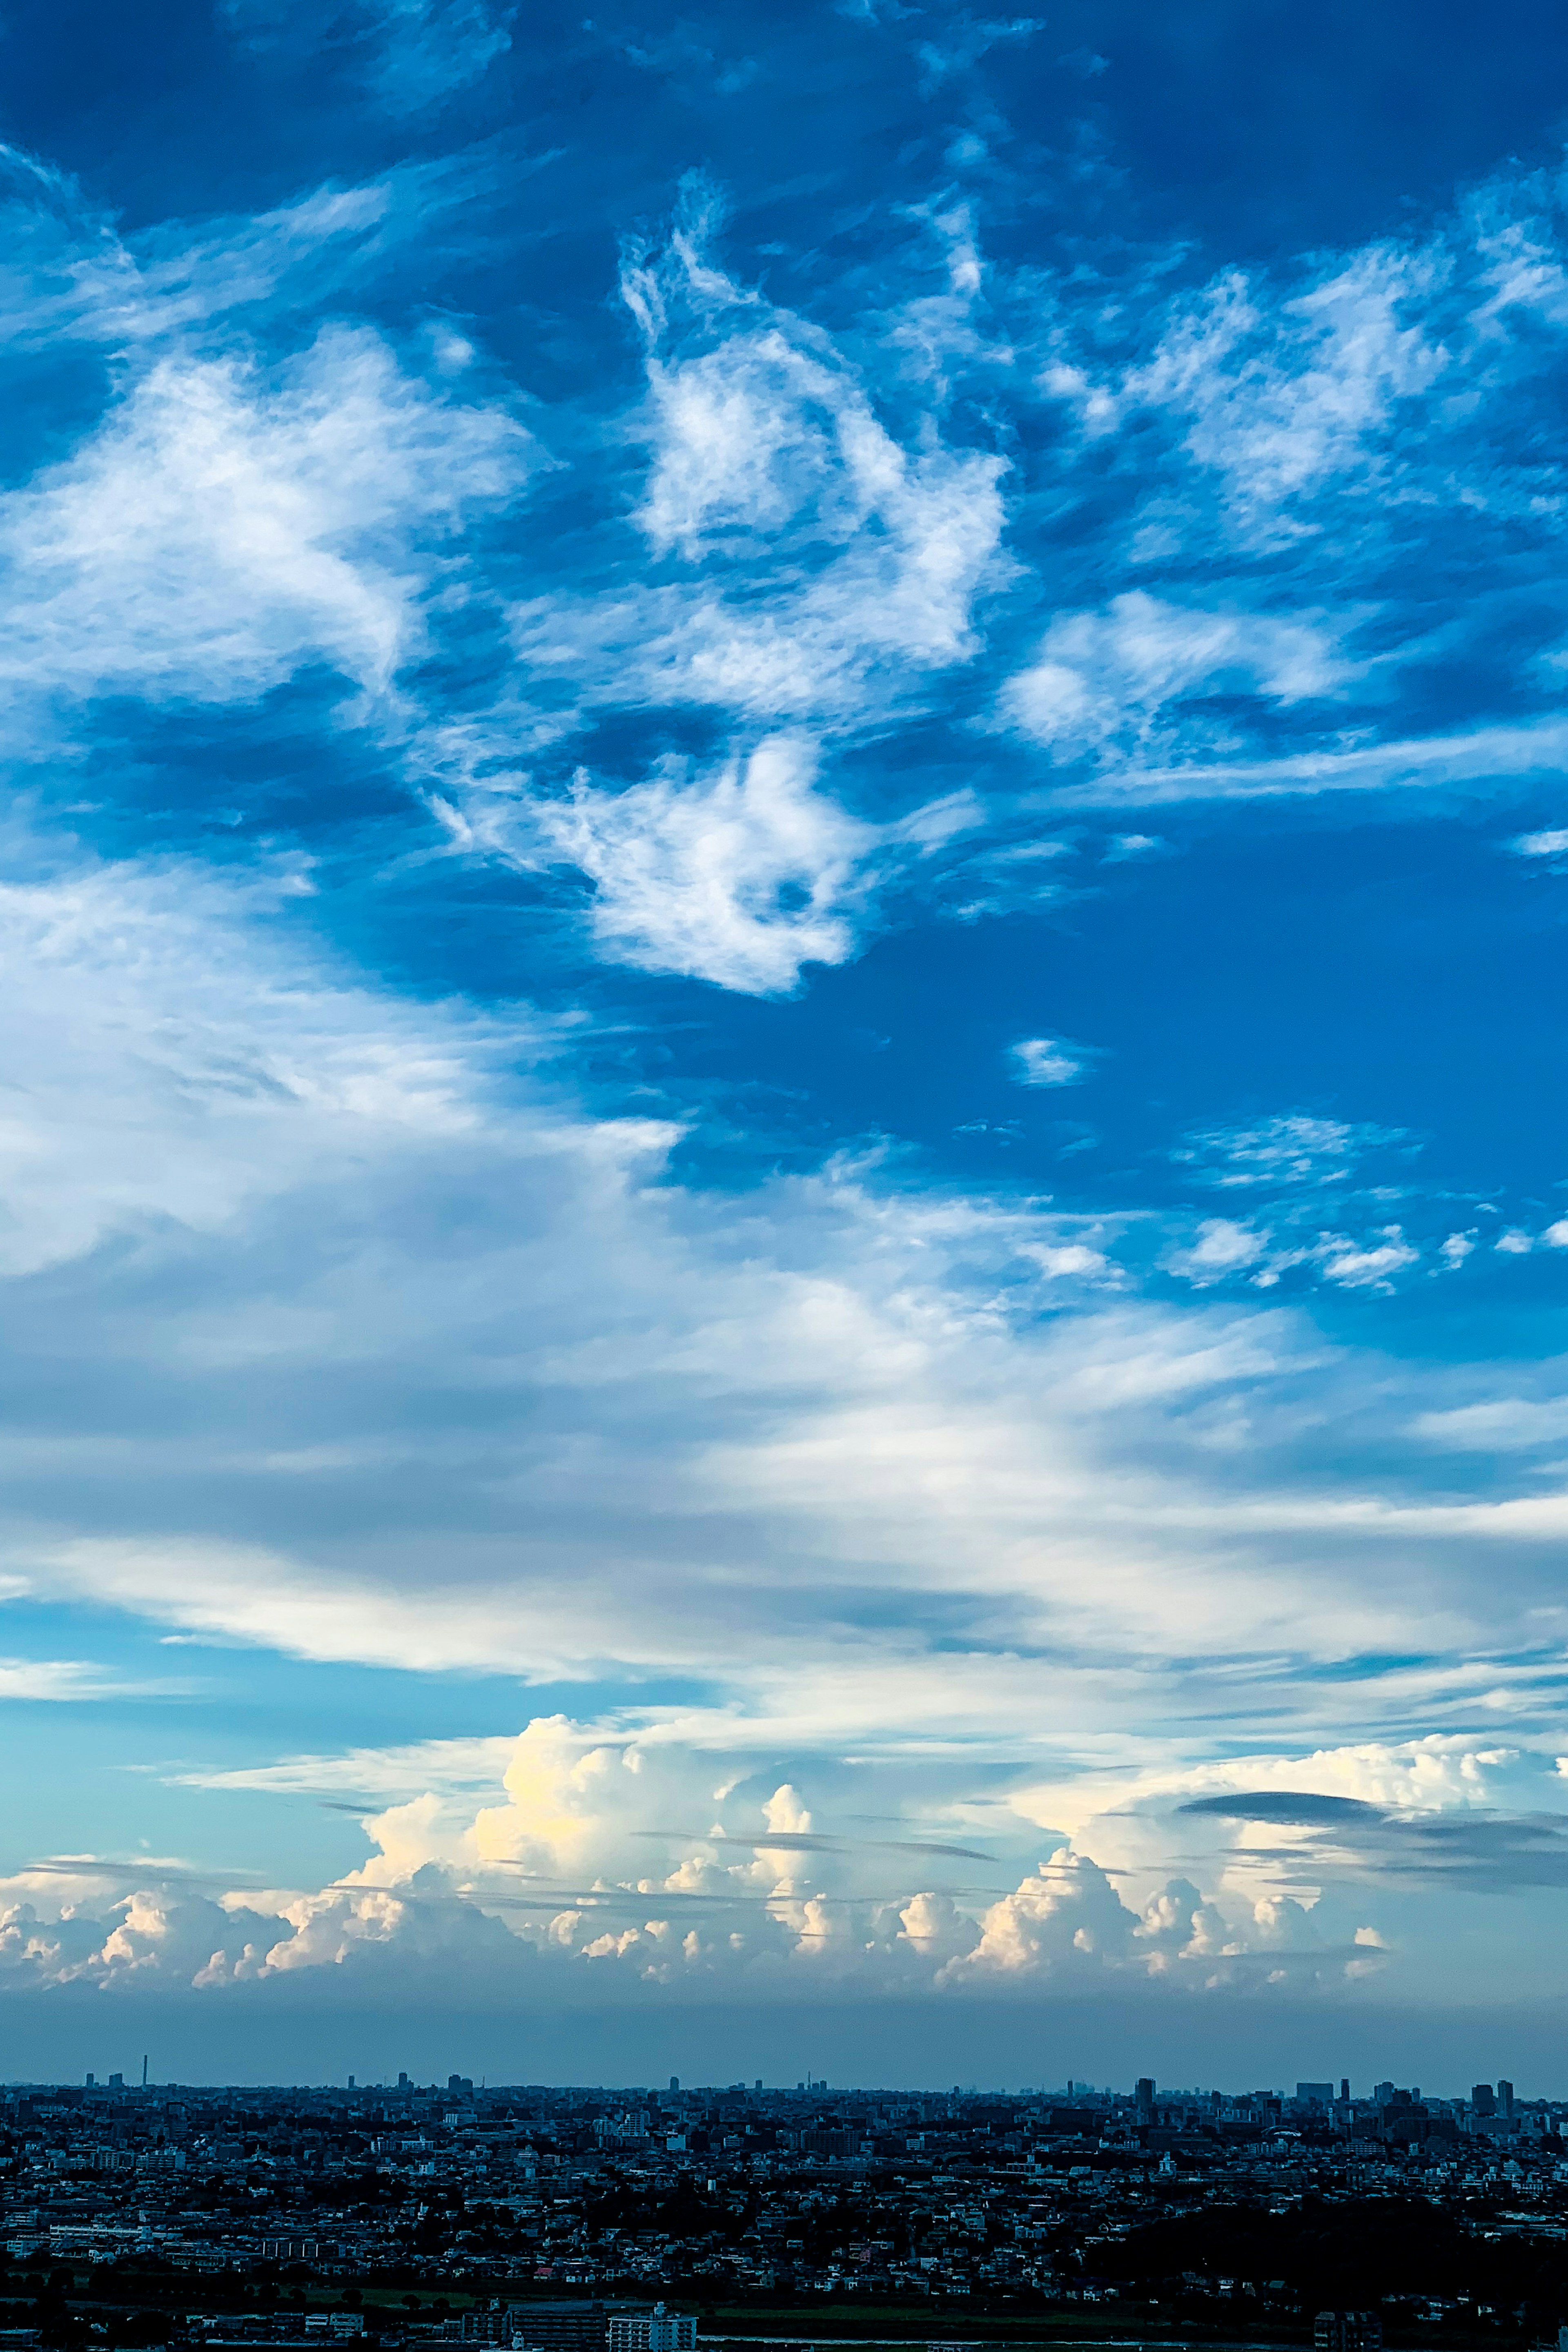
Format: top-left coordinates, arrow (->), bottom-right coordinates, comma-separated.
606,2306 -> 698,2352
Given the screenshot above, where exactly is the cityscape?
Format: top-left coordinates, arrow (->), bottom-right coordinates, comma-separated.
0,2071 -> 1564,2352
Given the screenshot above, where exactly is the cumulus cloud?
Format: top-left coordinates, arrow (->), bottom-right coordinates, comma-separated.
0,1866 -> 533,1999
1001,1736 -> 1568,1969
0,1718 -> 1447,2004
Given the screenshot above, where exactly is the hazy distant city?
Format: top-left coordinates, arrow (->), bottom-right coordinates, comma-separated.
1,2070 -> 1565,2352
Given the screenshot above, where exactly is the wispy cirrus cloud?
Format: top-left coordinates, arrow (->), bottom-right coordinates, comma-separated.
1002,591 -> 1351,769
1172,1112 -> 1409,1190
0,329 -> 528,711
221,0 -> 513,114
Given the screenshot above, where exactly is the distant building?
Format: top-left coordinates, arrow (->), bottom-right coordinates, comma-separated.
508,2304 -> 607,2352
1135,2079 -> 1156,2125
606,2312 -> 696,2352
1472,2083 -> 1497,2116
1315,2314 -> 1383,2352
1296,2082 -> 1334,2108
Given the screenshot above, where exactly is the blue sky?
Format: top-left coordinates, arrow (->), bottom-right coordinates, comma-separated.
5,0 -> 1568,2088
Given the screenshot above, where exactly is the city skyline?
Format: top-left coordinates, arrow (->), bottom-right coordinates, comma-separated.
4,2075 -> 1555,2109
4,2068 -> 1559,2340
2,0 -> 1568,2076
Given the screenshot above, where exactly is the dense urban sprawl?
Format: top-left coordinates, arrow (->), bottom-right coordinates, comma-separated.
3,2074 -> 1568,2352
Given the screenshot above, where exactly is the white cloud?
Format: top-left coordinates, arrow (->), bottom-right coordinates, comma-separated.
1319,1227 -> 1419,1289
0,1657 -> 156,1701
505,198 -> 1007,738
419,198 -> 1009,989
0,1714 -> 1483,2002
1165,1219 -> 1267,1284
1044,716 -> 1568,809
1009,1035 -> 1088,1087
1513,827 -> 1568,858
1025,1241 -> 1111,1279
1121,245 -> 1448,533
1003,590 -> 1348,767
0,835 -> 1497,1746
0,916 -> 1534,1748
1174,1111 -> 1392,1189
0,847 -> 534,1279
176,1735 -> 519,1800
537,736 -> 875,993
1410,1395 -> 1568,1452
1011,1733 -> 1533,1899
0,822 -> 1557,2003
0,328 -> 527,710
